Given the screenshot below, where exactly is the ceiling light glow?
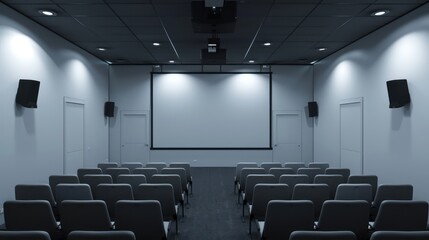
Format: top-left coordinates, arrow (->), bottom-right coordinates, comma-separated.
153,42 -> 160,46
97,47 -> 107,51
371,10 -> 389,16
248,60 -> 255,63
38,10 -> 57,16
169,60 -> 175,63
318,47 -> 327,51
263,42 -> 271,46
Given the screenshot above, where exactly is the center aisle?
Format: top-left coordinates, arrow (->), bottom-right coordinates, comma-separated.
168,167 -> 252,240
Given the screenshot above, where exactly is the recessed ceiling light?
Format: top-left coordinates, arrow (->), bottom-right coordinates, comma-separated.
310,60 -> 317,64
38,10 -> 57,16
248,60 -> 255,63
153,42 -> 160,46
263,42 -> 271,46
318,47 -> 327,51
371,10 -> 389,16
169,60 -> 175,63
97,47 -> 107,51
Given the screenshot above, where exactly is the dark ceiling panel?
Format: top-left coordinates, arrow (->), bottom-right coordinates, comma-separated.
1,0 -> 428,64
269,4 -> 317,17
59,4 -> 116,17
109,3 -> 155,17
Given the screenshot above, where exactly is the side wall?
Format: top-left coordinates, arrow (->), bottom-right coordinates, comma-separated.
109,65 -> 314,167
314,3 -> 429,201
0,4 -> 109,223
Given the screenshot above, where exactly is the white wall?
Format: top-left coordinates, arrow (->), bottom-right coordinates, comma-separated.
314,3 -> 429,201
0,3 -> 109,224
109,65 -> 314,167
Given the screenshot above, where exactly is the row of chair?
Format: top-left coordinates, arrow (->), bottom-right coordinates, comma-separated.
235,165 -> 353,198
4,199 -> 169,240
95,161 -> 193,194
2,230 -> 429,240
256,199 -> 428,240
245,183 -> 414,233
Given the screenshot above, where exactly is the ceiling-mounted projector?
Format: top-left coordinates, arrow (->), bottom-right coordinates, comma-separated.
191,1 -> 237,33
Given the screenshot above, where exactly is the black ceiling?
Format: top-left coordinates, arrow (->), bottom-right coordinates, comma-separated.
2,0 -> 428,65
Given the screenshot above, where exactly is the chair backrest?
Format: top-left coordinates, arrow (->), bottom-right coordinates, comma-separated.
55,184 -> 93,203
325,168 -> 351,182
372,184 -> 413,206
317,200 -> 370,240
262,200 -> 314,240
77,168 -> 102,182
151,174 -> 183,205
268,168 -> 295,182
94,184 -> 134,220
290,231 -> 357,240
260,162 -> 283,173
117,174 -> 147,195
15,184 -> 56,207
251,183 -> 291,220
135,183 -> 177,221
292,183 -> 330,220
121,162 -> 144,172
169,162 -> 192,182
284,162 -> 306,173
132,168 -> 158,181
239,167 -> 266,192
370,231 -> 429,240
4,200 -> 58,239
97,162 -> 119,173
313,174 -> 345,199
49,175 -> 79,197
297,168 -> 324,183
373,200 -> 428,231
335,183 -> 372,203
235,162 -> 259,181
67,230 -> 136,240
243,174 -> 276,204
307,162 -> 330,172
115,200 -> 167,240
105,168 -> 131,183
145,162 -> 167,172
80,174 -> 113,197
279,174 -> 310,190
0,230 -> 52,240
371,184 -> 413,220
348,175 -> 378,200
161,167 -> 187,192
59,200 -> 112,236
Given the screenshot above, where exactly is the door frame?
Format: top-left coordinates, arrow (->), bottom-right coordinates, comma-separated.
339,97 -> 363,174
63,97 -> 85,174
272,110 -> 302,162
120,110 -> 150,164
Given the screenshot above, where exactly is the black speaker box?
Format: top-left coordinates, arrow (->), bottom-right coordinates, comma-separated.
16,79 -> 40,108
104,101 -> 115,117
308,101 -> 318,117
386,79 -> 410,108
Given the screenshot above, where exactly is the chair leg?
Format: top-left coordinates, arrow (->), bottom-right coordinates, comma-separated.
242,200 -> 246,217
249,215 -> 252,234
237,190 -> 241,204
181,201 -> 184,218
186,190 -> 189,204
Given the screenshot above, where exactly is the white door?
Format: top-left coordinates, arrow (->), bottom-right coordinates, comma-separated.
64,98 -> 85,174
273,111 -> 302,163
120,111 -> 150,164
340,98 -> 363,174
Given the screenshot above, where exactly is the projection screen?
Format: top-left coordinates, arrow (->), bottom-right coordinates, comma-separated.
151,72 -> 271,149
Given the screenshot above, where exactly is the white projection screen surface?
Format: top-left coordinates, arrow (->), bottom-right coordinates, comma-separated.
151,73 -> 271,149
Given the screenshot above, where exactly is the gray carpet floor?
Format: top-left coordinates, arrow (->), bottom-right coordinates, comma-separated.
168,167 -> 259,240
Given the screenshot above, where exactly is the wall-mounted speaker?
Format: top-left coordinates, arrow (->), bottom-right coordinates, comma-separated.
386,79 -> 410,108
16,79 -> 40,108
104,101 -> 115,117
308,101 -> 318,117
